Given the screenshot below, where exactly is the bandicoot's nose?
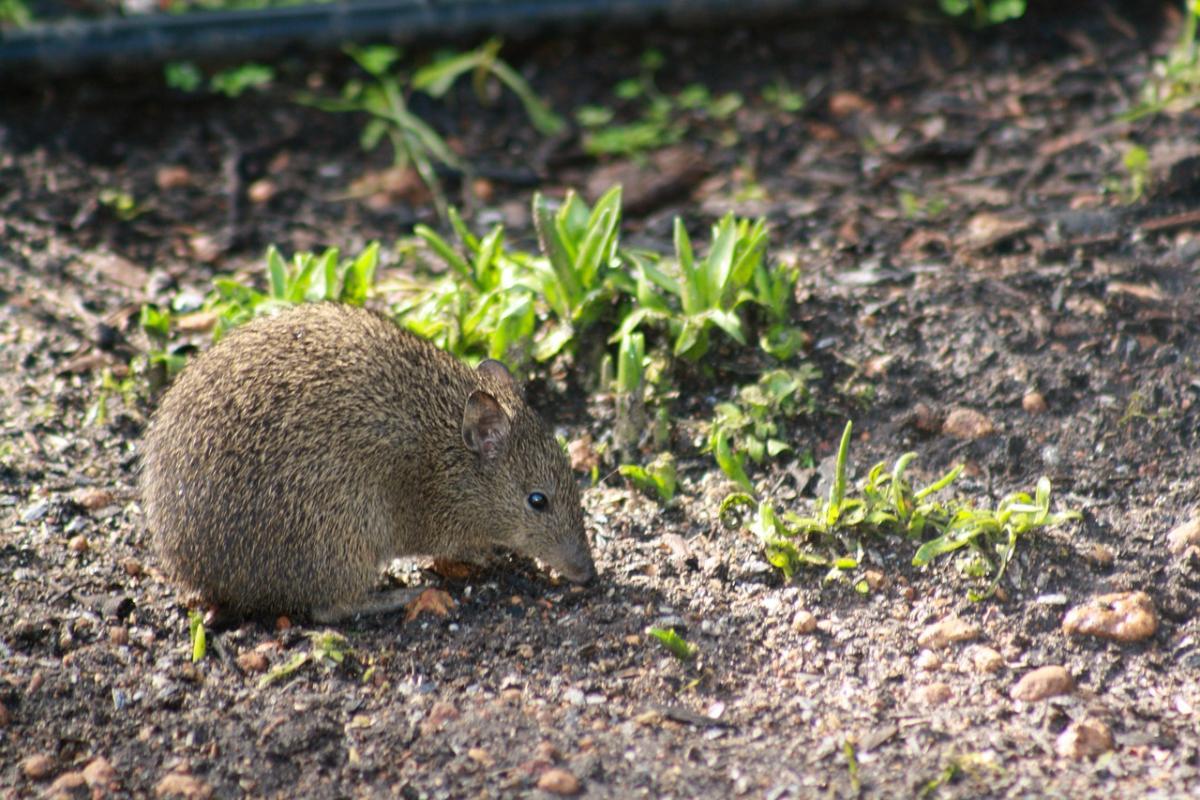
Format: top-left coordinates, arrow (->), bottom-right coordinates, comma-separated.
554,538 -> 597,584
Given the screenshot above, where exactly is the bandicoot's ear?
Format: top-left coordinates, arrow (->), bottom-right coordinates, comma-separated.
462,390 -> 511,459
476,359 -> 518,393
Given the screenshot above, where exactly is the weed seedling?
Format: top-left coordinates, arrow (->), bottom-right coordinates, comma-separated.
1124,1 -> 1200,120
938,0 -> 1026,26
619,452 -> 677,504
577,49 -> 743,158
648,626 -> 696,661
302,40 -> 561,217
728,421 -> 1081,598
164,61 -> 276,97
188,610 -> 207,663
707,366 -> 820,490
259,631 -> 351,688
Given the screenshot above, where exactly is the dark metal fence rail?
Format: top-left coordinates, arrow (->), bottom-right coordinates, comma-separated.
0,0 -> 891,74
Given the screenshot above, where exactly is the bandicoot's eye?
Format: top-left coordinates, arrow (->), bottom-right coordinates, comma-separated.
527,492 -> 548,512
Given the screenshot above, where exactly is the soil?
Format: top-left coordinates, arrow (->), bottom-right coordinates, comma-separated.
3,2 -> 1200,798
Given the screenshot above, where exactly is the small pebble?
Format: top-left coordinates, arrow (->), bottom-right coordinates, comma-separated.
467,747 -> 494,767
76,488 -> 116,511
1056,718 -> 1114,760
82,756 -> 117,791
155,166 -> 192,190
1011,665 -> 1074,702
46,770 -> 87,795
1167,516 -> 1200,555
21,753 -> 54,780
915,650 -> 942,671
1062,591 -> 1158,643
1022,391 -> 1048,414
236,651 -> 268,673
536,768 -> 581,796
247,179 -> 277,205
942,407 -> 995,439
917,617 -> 979,650
912,682 -> 953,706
791,610 -> 818,634
67,535 -> 89,553
1087,544 -> 1115,567
968,646 -> 1005,674
108,626 -> 130,646
863,570 -> 887,591
155,772 -> 214,799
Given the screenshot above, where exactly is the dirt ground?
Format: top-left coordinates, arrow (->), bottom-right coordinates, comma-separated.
3,2 -> 1200,797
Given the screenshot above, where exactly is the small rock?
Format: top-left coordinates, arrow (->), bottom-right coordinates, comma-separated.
21,753 -> 54,780
863,570 -> 887,591
189,234 -> 222,264
1062,591 -> 1158,643
467,747 -> 494,767
76,488 -> 115,511
917,617 -> 979,650
536,768 -> 581,796
1056,718 -> 1114,760
121,558 -> 144,577
108,626 -> 130,646
45,770 -> 87,796
567,435 -> 599,473
21,501 -> 49,523
1087,544 -> 1115,567
1011,665 -> 1074,702
911,402 -> 942,433
915,650 -> 942,671
942,408 -> 995,440
247,179 -> 277,205
963,212 -> 1033,251
1167,516 -> 1200,555
236,651 -> 268,673
1022,391 -> 1048,414
968,645 -> 1005,674
791,610 -> 817,634
155,772 -> 213,799
534,741 -> 560,762
405,588 -> 457,622
82,756 -> 118,791
912,682 -> 953,706
175,312 -> 218,335
155,166 -> 192,190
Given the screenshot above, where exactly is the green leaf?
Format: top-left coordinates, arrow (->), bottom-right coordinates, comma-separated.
412,49 -> 481,97
267,246 -> 287,299
341,242 -> 379,305
714,426 -> 753,492
139,304 -> 172,341
616,331 -> 645,394
188,610 -> 207,663
533,193 -> 583,301
674,218 -> 702,315
416,224 -> 473,282
828,421 -> 853,525
648,626 -> 696,661
347,44 -> 401,77
702,213 -> 738,306
533,323 -> 575,362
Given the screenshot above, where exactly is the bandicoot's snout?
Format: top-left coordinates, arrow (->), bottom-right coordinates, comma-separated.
554,537 -> 597,585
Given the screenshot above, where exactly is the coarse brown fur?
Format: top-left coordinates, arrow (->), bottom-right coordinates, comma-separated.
140,303 -> 595,619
